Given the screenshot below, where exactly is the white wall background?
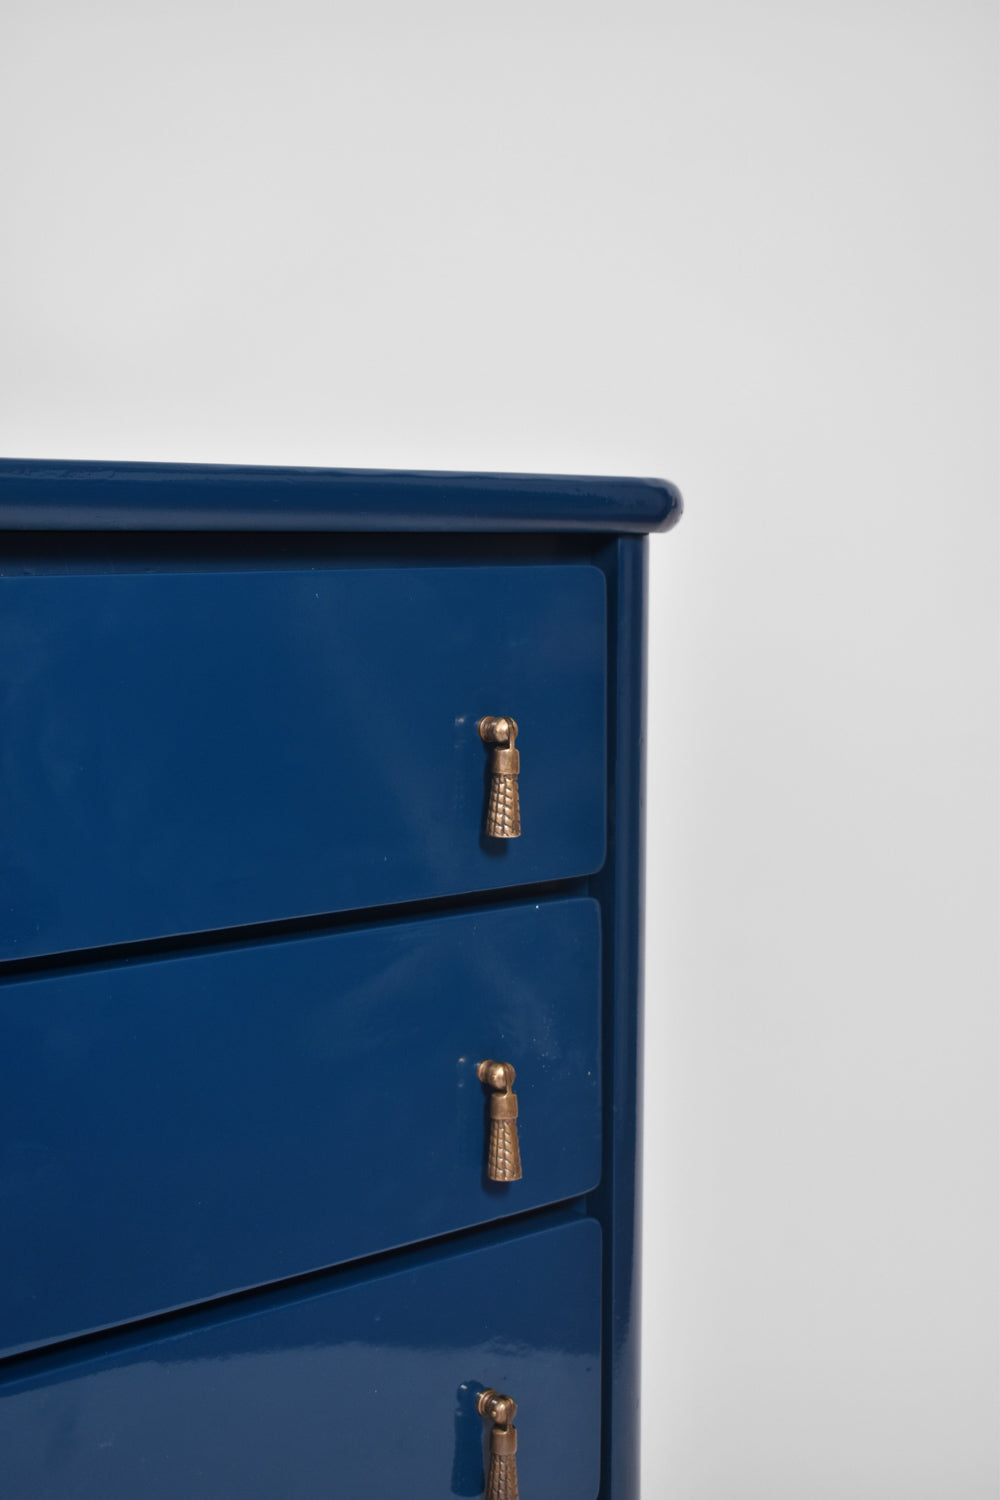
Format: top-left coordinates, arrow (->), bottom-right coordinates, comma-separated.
1,2 -> 996,1495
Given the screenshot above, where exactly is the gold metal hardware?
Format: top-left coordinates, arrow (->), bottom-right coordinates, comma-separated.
479,716 -> 521,839
478,1060 -> 522,1182
478,1389 -> 519,1500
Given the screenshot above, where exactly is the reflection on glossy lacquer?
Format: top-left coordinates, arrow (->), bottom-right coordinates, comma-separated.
452,1381 -> 486,1497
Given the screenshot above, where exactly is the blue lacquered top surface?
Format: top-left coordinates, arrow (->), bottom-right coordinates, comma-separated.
0,458 -> 682,533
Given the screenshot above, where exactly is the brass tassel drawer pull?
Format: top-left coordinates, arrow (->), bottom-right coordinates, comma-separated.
477,1060 -> 522,1182
478,716 -> 521,838
478,1389 -> 519,1500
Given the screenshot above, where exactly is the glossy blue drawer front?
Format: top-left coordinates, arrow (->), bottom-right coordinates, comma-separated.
0,897 -> 601,1357
0,563 -> 606,961
0,1215 -> 602,1500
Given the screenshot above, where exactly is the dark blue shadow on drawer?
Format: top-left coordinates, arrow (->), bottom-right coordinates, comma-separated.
0,897 -> 601,1357
0,562 -> 606,961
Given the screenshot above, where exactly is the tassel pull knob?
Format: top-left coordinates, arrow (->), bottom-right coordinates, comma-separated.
478,1389 -> 519,1500
479,716 -> 521,838
478,1060 -> 522,1182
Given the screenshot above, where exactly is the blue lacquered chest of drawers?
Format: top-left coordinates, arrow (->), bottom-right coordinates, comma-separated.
0,459 -> 681,1500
